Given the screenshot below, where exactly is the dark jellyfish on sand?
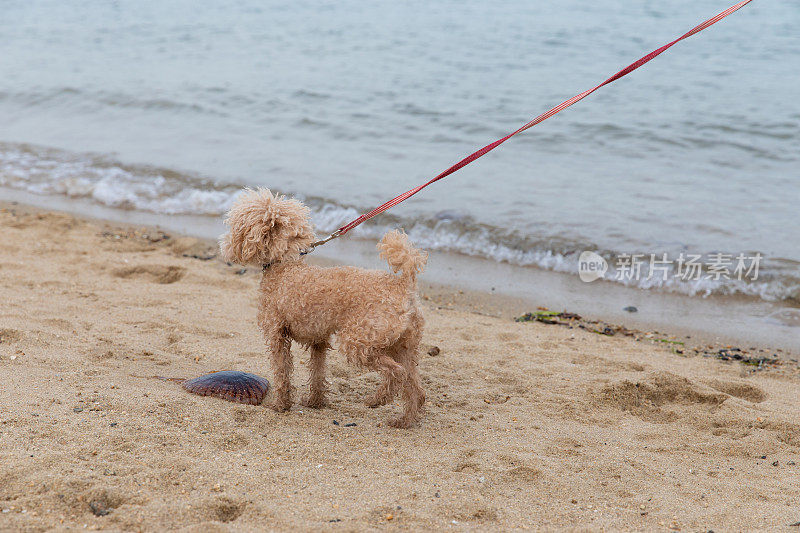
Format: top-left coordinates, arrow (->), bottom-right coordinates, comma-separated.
182,371 -> 270,405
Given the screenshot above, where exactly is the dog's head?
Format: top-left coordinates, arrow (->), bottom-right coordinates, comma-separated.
219,188 -> 315,266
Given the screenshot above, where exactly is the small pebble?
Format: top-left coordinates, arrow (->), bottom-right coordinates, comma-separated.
89,501 -> 109,517
427,346 -> 441,357
623,306 -> 638,313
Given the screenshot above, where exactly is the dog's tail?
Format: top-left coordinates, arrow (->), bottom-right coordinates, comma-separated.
378,230 -> 427,285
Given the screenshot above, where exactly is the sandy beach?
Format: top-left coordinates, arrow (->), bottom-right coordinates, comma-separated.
2,203 -> 800,532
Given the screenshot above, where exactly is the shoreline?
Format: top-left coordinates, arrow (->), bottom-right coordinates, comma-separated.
2,187 -> 798,355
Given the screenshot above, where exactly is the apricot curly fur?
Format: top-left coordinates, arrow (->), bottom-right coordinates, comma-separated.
220,188 -> 427,428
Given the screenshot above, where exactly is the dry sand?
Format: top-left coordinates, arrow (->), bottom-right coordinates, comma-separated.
2,205 -> 800,532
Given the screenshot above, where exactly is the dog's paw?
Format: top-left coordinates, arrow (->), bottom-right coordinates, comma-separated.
365,394 -> 390,408
300,395 -> 329,409
387,416 -> 417,429
271,399 -> 293,412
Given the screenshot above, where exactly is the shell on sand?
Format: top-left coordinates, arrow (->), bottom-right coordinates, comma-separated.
182,371 -> 270,405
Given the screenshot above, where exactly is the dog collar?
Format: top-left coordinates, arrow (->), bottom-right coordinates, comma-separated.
262,256 -> 303,271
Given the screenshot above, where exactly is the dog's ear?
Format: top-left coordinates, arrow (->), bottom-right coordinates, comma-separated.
219,188 -> 281,266
219,188 -> 315,266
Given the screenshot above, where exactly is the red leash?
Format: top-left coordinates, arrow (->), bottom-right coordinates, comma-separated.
308,0 -> 754,251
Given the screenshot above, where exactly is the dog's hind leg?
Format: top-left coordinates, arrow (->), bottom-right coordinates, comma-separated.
365,355 -> 406,407
267,326 -> 294,412
301,341 -> 330,408
365,354 -> 406,409
388,358 -> 425,428
337,324 -> 408,414
388,315 -> 425,428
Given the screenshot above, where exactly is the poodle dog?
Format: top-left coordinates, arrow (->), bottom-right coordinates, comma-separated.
220,188 -> 427,428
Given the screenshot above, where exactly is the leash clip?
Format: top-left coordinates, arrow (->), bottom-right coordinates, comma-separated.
301,229 -> 342,255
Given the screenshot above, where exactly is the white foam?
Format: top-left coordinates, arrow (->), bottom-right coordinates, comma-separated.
0,145 -> 238,215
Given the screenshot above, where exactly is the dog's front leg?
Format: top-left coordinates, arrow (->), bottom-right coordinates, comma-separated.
267,327 -> 294,411
301,341 -> 330,408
